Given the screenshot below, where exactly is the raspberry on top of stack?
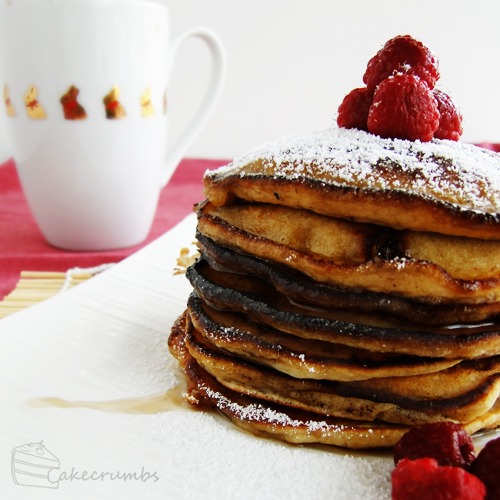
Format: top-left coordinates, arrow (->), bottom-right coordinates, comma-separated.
169,35 -> 500,450
338,35 -> 462,142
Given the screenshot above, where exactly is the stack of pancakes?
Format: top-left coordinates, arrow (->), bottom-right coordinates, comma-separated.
169,127 -> 500,448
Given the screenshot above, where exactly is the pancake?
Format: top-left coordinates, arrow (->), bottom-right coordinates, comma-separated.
197,209 -> 500,304
204,128 -> 500,240
169,126 -> 500,449
198,201 -> 383,265
184,315 -> 500,426
197,231 -> 500,326
186,352 -> 500,449
169,313 -> 500,448
187,257 -> 500,359
187,293 -> 461,381
169,313 -> 412,448
200,201 -> 500,281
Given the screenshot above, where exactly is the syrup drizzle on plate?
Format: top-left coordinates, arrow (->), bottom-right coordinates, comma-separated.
26,380 -> 191,415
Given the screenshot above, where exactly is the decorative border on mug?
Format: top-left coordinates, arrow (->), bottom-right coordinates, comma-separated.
3,84 -> 169,119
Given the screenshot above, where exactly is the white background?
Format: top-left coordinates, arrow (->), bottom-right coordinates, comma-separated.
1,0 -> 499,162
164,0 -> 500,159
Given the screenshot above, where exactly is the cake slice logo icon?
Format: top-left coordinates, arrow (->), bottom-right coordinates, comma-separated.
12,441 -> 60,488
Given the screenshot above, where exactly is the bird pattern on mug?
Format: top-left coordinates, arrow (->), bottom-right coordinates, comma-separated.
60,85 -> 87,120
3,84 -> 168,119
3,85 -> 15,117
24,84 -> 46,119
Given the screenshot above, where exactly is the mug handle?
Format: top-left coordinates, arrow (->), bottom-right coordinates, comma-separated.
161,27 -> 227,187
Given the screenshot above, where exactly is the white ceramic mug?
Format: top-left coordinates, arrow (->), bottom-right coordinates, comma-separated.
0,0 -> 225,250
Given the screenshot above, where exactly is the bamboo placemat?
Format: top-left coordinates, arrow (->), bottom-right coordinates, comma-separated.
0,265 -> 115,319
0,246 -> 199,319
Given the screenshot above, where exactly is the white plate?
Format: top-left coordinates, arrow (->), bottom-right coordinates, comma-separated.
0,214 -> 448,500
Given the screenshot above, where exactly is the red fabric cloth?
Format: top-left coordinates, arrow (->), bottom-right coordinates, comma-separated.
476,142 -> 500,153
0,157 -> 229,300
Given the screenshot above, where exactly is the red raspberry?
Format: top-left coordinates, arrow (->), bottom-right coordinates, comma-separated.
363,35 -> 440,94
433,89 -> 463,141
394,422 -> 476,469
392,458 -> 486,500
367,74 -> 440,142
337,87 -> 373,131
470,437 -> 500,499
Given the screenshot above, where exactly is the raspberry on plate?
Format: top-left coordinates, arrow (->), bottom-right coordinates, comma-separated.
393,422 -> 476,469
363,35 -> 440,94
367,73 -> 440,142
337,87 -> 372,131
392,458 -> 486,500
470,436 -> 500,499
433,89 -> 463,141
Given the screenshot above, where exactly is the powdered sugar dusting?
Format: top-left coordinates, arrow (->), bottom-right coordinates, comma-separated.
203,381 -> 329,429
200,379 -> 384,438
206,127 -> 500,215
